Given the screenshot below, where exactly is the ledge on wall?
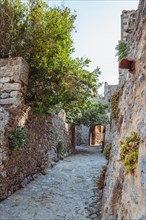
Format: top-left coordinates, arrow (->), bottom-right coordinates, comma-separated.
119,58 -> 135,73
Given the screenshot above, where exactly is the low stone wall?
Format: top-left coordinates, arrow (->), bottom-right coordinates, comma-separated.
102,1 -> 146,219
0,57 -> 74,201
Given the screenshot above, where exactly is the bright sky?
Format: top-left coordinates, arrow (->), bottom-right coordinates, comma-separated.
47,0 -> 139,94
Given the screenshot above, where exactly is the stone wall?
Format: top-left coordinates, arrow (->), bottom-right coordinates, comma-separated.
119,10 -> 136,86
104,82 -> 118,144
75,125 -> 82,146
0,57 -> 74,201
81,125 -> 89,145
104,82 -> 118,104
102,1 -> 146,219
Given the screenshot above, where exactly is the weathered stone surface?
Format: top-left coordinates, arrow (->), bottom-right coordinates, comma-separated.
140,155 -> 146,194
2,83 -> 21,91
138,216 -> 146,220
137,114 -> 146,141
10,91 -> 22,98
104,82 -> 118,102
0,57 -> 28,84
102,1 -> 146,220
0,77 -> 10,83
0,59 -> 9,67
81,124 -> 89,144
0,106 -> 9,140
17,106 -> 30,127
58,109 -> 66,121
14,57 -> 29,85
0,97 -> 18,105
47,147 -> 58,164
104,82 -> 118,144
75,125 -> 82,146
0,92 -> 10,99
0,170 -> 8,178
0,66 -> 13,77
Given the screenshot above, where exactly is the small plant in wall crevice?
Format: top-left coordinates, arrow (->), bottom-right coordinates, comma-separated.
8,126 -> 28,151
119,132 -> 140,174
56,141 -> 65,157
115,41 -> 127,61
96,165 -> 107,190
110,89 -> 122,120
103,143 -> 112,160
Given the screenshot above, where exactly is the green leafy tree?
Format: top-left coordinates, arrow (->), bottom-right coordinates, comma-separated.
67,99 -> 108,126
0,0 -> 27,57
0,0 -> 103,116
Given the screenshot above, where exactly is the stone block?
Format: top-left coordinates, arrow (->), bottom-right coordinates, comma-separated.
10,91 -> 22,98
137,114 -> 146,140
0,152 -> 3,162
138,215 -> 146,220
0,97 -> 18,105
10,57 -> 29,85
140,155 -> 146,194
130,188 -> 138,204
20,178 -> 28,188
0,170 -> 8,178
0,66 -> 13,77
58,109 -> 66,121
0,77 -> 10,83
2,83 -> 21,92
0,92 -> 10,99
0,57 -> 29,85
0,106 -> 9,130
18,106 -> 30,127
0,59 -> 9,67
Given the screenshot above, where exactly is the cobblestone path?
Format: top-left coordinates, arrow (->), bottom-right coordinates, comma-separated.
0,145 -> 106,220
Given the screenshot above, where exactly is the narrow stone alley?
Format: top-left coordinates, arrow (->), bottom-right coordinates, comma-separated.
0,145 -> 106,220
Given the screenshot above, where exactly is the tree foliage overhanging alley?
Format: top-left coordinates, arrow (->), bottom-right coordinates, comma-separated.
0,0 -> 108,126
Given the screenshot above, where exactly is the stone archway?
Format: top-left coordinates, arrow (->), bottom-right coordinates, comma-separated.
89,125 -> 104,146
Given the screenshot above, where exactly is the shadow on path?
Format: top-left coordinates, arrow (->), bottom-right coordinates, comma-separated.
72,145 -> 102,156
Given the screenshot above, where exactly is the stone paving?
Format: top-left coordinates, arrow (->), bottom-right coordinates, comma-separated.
0,145 -> 106,220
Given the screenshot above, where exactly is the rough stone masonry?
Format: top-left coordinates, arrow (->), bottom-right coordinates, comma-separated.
102,0 -> 146,219
0,57 -> 74,201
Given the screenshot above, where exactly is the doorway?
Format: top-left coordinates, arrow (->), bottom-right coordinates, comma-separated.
89,125 -> 104,146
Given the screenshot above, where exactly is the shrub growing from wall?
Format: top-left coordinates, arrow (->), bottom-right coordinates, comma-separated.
110,90 -> 122,119
119,132 -> 140,173
97,165 -> 107,190
115,41 -> 127,60
8,127 -> 28,151
103,143 -> 112,160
